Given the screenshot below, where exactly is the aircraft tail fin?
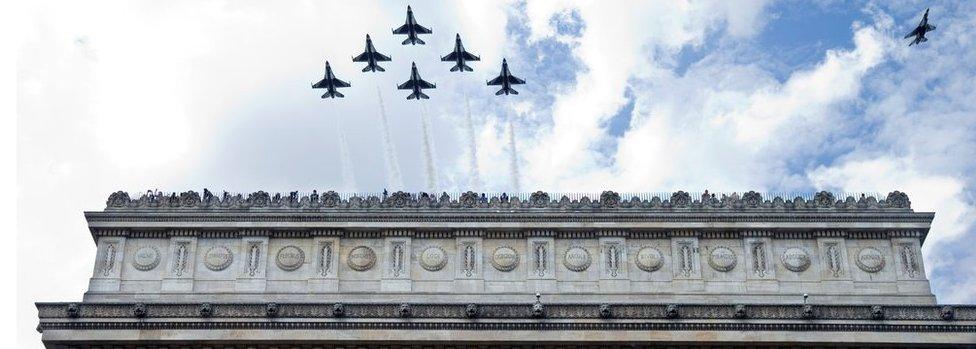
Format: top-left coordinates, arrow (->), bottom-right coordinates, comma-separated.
375,65 -> 386,72
921,37 -> 928,42
509,89 -> 519,95
334,91 -> 344,98
407,91 -> 429,100
450,65 -> 461,72
402,37 -> 425,45
362,66 -> 371,72
495,89 -> 504,96
415,38 -> 425,45
461,64 -> 473,72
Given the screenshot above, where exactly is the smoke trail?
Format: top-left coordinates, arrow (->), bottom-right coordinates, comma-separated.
376,87 -> 404,189
335,114 -> 357,192
463,94 -> 481,190
420,104 -> 438,194
507,114 -> 521,192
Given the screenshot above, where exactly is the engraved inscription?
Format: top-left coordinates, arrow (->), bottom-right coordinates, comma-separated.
562,246 -> 591,272
203,245 -> 234,271
491,246 -> 519,272
708,246 -> 737,272
419,245 -> 448,272
635,246 -> 664,272
131,246 -> 160,271
275,245 -> 305,271
347,246 -> 376,271
781,247 -> 811,272
855,247 -> 885,273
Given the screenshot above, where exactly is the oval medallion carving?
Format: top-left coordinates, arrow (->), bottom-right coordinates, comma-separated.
204,245 -> 234,271
275,245 -> 305,271
856,247 -> 885,273
562,246 -> 591,272
131,246 -> 160,271
708,246 -> 737,272
419,245 -> 448,272
491,246 -> 519,272
780,247 -> 811,272
347,246 -> 376,271
635,246 -> 664,272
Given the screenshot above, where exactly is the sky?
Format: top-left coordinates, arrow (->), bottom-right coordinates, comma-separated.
16,0 -> 976,346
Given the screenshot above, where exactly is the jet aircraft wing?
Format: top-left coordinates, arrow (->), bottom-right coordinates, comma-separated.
508,75 -> 525,85
487,75 -> 504,85
333,79 -> 351,88
393,24 -> 410,34
397,80 -> 415,90
441,52 -> 459,61
461,52 -> 480,61
417,79 -> 435,89
352,52 -> 370,62
414,24 -> 432,34
904,27 -> 921,39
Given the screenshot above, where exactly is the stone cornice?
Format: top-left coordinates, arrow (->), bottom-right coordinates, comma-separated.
38,302 -> 974,321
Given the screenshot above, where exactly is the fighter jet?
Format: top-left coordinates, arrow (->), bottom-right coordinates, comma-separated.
352,34 -> 392,72
441,34 -> 480,72
905,8 -> 936,46
311,61 -> 351,98
397,62 -> 436,100
487,59 -> 525,95
393,6 -> 431,45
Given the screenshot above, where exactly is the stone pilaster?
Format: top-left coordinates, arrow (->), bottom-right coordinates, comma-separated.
381,236 -> 412,292
161,236 -> 196,292
236,236 -> 268,292
598,237 -> 629,291
454,237 -> 484,292
525,236 -> 556,292
309,237 -> 340,292
88,236 -> 126,292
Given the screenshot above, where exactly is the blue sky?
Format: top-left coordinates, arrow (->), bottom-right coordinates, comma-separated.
17,0 -> 976,345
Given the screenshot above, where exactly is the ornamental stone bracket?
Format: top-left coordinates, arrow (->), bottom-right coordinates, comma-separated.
88,237 -> 126,292
161,236 -> 196,292
237,236 -> 268,292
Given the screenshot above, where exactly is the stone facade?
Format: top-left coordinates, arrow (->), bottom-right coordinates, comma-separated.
37,190 -> 976,348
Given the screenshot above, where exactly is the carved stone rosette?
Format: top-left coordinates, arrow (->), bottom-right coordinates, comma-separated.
562,246 -> 591,272
275,246 -> 305,271
419,245 -> 448,272
634,246 -> 664,272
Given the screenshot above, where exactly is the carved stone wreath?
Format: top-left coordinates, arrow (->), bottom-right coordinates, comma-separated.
275,245 -> 305,271
131,246 -> 160,271
634,246 -> 664,272
562,246 -> 592,272
855,247 -> 886,273
347,246 -> 376,271
419,245 -> 448,272
490,246 -> 519,272
781,247 -> 811,272
708,246 -> 737,272
203,245 -> 234,271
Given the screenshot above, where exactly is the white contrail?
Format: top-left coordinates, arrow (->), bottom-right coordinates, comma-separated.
464,94 -> 481,190
335,114 -> 357,192
420,103 -> 438,194
507,105 -> 521,192
375,87 -> 404,189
